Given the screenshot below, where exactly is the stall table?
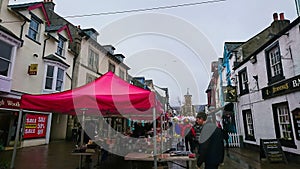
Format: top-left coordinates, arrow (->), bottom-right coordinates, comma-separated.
71,149 -> 96,169
124,152 -> 196,169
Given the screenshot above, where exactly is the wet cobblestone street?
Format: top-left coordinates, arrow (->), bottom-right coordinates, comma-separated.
0,141 -> 299,169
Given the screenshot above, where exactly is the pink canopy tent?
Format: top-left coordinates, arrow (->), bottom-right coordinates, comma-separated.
10,71 -> 163,169
20,71 -> 163,117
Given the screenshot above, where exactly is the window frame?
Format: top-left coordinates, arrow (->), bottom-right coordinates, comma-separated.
0,40 -> 13,77
272,102 -> 296,148
88,48 -> 99,72
119,69 -> 125,80
265,42 -> 284,84
242,109 -> 255,141
43,62 -> 66,93
56,35 -> 66,58
108,62 -> 115,73
0,29 -> 21,93
238,67 -> 249,95
27,14 -> 42,42
86,73 -> 97,84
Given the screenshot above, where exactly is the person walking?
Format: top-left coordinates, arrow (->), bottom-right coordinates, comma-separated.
188,114 -> 205,169
185,123 -> 197,153
195,112 -> 224,169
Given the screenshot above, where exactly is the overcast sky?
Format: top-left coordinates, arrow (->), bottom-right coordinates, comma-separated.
11,0 -> 298,106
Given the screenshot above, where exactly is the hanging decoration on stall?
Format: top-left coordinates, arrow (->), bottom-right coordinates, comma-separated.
172,116 -> 195,138
23,113 -> 48,139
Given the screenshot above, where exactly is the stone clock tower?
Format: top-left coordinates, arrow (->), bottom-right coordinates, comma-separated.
182,88 -> 193,116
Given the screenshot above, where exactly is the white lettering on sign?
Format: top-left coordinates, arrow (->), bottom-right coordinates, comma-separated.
7,100 -> 20,107
37,123 -> 45,129
25,128 -> 36,134
26,118 -> 37,123
0,99 -> 4,106
38,117 -> 46,123
37,129 -> 44,135
292,78 -> 300,87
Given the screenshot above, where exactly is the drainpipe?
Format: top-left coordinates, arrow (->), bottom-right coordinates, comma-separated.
19,21 -> 26,39
71,37 -> 81,89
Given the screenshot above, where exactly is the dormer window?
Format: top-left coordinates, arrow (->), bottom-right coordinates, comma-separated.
27,14 -> 42,42
56,35 -> 66,58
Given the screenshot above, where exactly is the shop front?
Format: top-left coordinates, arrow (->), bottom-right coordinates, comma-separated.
0,96 -> 52,149
0,96 -> 20,150
22,112 -> 52,147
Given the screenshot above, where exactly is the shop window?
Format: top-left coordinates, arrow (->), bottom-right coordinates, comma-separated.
272,102 -> 296,148
238,67 -> 249,95
242,109 -> 255,141
265,42 -> 284,84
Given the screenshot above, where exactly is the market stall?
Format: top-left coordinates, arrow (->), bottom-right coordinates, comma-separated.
11,71 -> 163,169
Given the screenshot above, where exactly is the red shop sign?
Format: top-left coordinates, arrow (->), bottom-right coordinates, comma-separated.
0,97 -> 20,109
23,114 -> 48,139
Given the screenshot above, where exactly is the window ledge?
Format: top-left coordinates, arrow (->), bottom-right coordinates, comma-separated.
25,35 -> 41,45
0,76 -> 12,93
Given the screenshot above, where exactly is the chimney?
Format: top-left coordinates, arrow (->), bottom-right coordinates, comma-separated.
43,0 -> 55,10
270,12 -> 290,35
273,13 -> 278,21
279,13 -> 285,20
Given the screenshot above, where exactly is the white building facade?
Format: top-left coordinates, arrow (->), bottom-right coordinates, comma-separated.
0,0 -> 75,148
231,14 -> 300,155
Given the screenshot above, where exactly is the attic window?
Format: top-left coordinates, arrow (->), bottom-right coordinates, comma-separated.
27,15 -> 42,42
56,35 -> 66,58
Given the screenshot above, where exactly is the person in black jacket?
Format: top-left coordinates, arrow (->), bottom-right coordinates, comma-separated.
195,112 -> 224,169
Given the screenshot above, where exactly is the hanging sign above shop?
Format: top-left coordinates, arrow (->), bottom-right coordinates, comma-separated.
262,75 -> 300,99
223,85 -> 237,102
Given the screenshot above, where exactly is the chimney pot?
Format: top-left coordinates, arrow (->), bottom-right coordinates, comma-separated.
279,13 -> 285,20
273,13 -> 278,21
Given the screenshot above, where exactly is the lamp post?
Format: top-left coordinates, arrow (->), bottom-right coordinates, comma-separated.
153,85 -> 169,155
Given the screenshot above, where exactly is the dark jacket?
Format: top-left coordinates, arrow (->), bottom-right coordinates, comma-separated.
197,122 -> 224,167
